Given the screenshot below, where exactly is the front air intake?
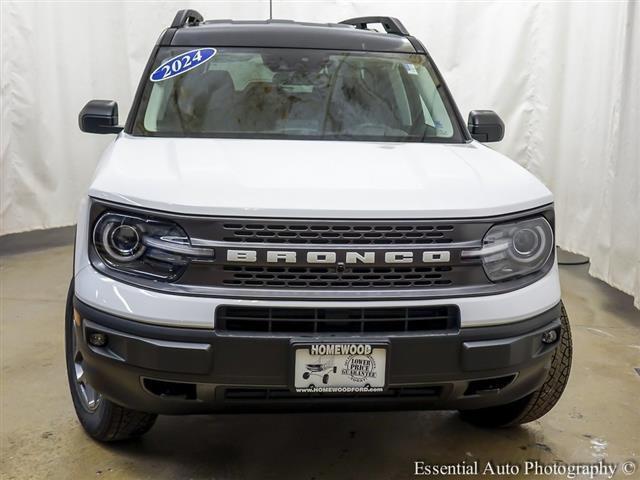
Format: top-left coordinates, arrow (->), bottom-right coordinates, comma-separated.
216,305 -> 460,334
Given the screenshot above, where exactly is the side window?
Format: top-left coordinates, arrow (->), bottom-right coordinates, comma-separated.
414,68 -> 454,137
144,82 -> 171,131
389,66 -> 411,126
419,97 -> 436,127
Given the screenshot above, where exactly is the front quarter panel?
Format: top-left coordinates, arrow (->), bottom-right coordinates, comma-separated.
75,134 -> 124,279
74,196 -> 91,279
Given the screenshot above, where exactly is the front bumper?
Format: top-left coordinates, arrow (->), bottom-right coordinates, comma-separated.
73,298 -> 562,414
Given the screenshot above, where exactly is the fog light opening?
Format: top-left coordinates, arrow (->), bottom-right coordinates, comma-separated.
143,378 -> 197,400
88,332 -> 108,347
541,329 -> 559,345
464,374 -> 516,396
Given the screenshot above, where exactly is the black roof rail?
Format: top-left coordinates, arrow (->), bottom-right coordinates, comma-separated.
171,9 -> 204,28
339,16 -> 409,36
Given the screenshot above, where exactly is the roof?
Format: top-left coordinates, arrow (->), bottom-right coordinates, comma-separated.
159,19 -> 419,53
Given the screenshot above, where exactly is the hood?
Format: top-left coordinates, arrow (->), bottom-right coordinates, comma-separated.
89,135 -> 552,219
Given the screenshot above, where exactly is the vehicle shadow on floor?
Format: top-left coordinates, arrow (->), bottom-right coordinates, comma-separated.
102,410 -> 556,479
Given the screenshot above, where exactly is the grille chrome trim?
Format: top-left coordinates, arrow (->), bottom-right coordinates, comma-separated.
190,238 -> 481,249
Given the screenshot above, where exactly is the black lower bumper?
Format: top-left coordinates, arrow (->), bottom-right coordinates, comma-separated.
73,298 -> 562,414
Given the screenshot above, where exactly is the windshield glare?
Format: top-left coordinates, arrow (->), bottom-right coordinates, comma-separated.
133,47 -> 463,143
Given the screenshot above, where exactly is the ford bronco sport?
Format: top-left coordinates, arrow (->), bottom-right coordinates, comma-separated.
69,10 -> 572,441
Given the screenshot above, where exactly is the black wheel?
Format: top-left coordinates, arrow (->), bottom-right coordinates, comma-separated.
65,281 -> 157,442
459,302 -> 572,428
322,374 -> 329,384
303,372 -> 310,380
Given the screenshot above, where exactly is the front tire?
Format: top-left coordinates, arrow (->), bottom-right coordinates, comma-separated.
65,281 -> 157,442
459,302 -> 572,428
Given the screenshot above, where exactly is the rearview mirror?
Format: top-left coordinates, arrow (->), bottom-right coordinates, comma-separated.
467,110 -> 504,142
79,100 -> 123,134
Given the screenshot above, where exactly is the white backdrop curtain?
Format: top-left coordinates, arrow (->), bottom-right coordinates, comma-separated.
1,0 -> 638,307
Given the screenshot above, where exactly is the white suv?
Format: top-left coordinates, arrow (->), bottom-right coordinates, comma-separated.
68,10 -> 572,441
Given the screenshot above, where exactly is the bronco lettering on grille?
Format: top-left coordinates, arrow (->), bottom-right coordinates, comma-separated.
226,249 -> 451,264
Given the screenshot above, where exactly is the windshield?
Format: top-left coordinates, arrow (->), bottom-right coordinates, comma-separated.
132,47 -> 465,143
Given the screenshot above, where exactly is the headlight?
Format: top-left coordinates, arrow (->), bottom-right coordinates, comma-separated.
463,216 -> 554,281
92,212 -> 213,281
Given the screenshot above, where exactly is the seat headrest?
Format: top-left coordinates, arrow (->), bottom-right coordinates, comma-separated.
176,69 -> 235,117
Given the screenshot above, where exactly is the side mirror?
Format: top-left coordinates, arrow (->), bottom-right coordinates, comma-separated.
467,110 -> 504,142
79,100 -> 123,134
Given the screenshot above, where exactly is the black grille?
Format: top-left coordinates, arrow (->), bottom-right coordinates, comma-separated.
222,222 -> 456,244
216,305 -> 459,333
221,265 -> 455,288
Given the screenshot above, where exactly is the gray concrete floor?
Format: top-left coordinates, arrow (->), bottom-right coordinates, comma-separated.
1,245 -> 639,479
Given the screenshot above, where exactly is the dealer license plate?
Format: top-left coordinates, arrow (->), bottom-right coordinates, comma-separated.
293,343 -> 387,393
